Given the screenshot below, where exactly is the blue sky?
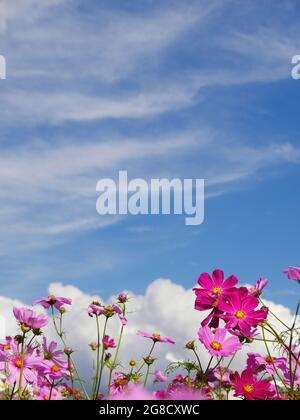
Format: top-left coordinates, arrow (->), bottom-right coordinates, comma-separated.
0,0 -> 299,309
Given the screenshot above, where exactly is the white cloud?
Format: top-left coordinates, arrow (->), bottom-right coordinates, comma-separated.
0,277 -> 296,391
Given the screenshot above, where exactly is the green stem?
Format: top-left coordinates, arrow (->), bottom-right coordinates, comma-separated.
226,351 -> 237,370
17,332 -> 26,399
107,323 -> 125,396
205,356 -> 213,374
136,341 -> 156,374
192,348 -> 203,373
95,317 -> 108,398
91,316 -> 101,399
261,326 -> 287,390
143,365 -> 151,387
288,300 -> 300,392
259,297 -> 290,330
51,306 -> 90,400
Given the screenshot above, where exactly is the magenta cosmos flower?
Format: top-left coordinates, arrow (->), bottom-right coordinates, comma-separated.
32,295 -> 72,310
249,278 -> 268,297
13,307 -> 48,330
283,266 -> 300,283
194,269 -> 238,297
103,335 -> 116,350
218,288 -> 268,334
137,331 -> 175,344
193,269 -> 238,328
198,326 -> 242,357
231,369 -> 274,400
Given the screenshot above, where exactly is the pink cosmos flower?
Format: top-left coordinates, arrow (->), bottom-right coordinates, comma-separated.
194,269 -> 238,297
6,352 -> 44,387
41,337 -> 65,367
231,369 -> 274,400
283,266 -> 300,283
0,336 -> 13,352
32,295 -> 72,310
111,385 -> 154,400
198,326 -> 242,357
103,335 -> 116,350
247,353 -> 286,376
88,301 -> 105,317
40,361 -> 70,380
110,373 -> 129,395
137,331 -> 175,344
13,307 -> 48,330
249,278 -> 268,297
154,370 -> 168,383
218,288 -> 268,334
193,269 -> 238,328
112,304 -> 127,325
34,385 -> 64,400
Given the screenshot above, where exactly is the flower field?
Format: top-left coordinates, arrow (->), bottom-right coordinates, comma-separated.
0,267 -> 299,400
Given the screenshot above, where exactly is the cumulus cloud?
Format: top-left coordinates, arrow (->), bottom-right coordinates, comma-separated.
0,277 -> 296,390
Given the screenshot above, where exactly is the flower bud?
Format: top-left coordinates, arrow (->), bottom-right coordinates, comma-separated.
143,356 -> 155,365
64,347 -> 74,356
185,340 -> 195,350
118,293 -> 128,303
129,359 -> 136,367
59,307 -> 66,315
105,353 -> 112,362
104,305 -> 114,318
89,342 -> 99,351
14,335 -> 24,344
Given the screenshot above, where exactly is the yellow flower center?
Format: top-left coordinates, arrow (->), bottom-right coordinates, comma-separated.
44,395 -> 49,400
4,344 -> 10,351
15,359 -> 22,368
51,364 -> 60,373
210,341 -> 222,351
152,333 -> 161,340
243,384 -> 254,393
235,310 -> 245,320
212,287 -> 222,295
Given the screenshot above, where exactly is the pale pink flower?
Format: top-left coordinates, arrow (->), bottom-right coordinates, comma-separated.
13,307 -> 48,330
137,331 -> 175,344
154,370 -> 167,383
198,326 -> 242,357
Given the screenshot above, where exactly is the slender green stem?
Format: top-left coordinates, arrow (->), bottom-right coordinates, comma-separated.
95,317 -> 108,398
259,297 -> 290,330
226,351 -> 237,370
192,348 -> 203,373
107,323 -> 125,396
17,332 -> 26,399
51,306 -> 90,400
143,365 -> 151,387
288,301 -> 300,392
136,342 -> 156,374
261,326 -> 287,390
91,316 -> 101,399
205,356 -> 213,374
